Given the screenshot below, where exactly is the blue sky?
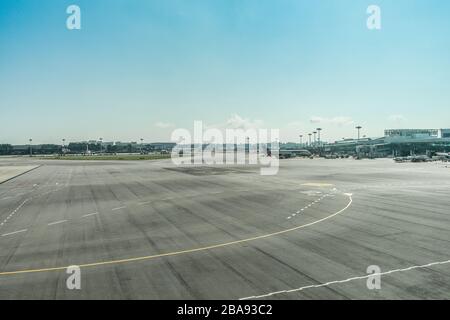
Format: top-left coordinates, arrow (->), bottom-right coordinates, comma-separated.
1,0 -> 449,144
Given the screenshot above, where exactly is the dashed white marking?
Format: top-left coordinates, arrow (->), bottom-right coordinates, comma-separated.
0,198 -> 30,230
2,229 -> 28,237
48,220 -> 67,226
82,212 -> 98,218
240,258 -> 450,300
111,206 -> 126,211
286,191 -> 337,220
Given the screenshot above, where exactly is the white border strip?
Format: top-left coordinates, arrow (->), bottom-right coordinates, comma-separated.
240,259 -> 450,300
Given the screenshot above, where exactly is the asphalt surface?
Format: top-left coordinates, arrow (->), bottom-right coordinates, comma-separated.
0,165 -> 39,184
0,156 -> 449,299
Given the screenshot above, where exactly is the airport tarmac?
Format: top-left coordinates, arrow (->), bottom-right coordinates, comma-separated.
0,164 -> 39,184
0,157 -> 449,299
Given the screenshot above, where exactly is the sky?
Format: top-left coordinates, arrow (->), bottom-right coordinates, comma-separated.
1,0 -> 450,144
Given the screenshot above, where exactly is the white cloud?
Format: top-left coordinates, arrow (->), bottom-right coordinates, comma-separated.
309,116 -> 354,126
388,114 -> 406,122
226,114 -> 263,129
155,121 -> 175,128
208,114 -> 264,130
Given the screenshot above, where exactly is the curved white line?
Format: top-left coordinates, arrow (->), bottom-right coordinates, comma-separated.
0,193 -> 353,276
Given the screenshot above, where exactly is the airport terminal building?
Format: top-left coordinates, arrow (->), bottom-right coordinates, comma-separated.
324,128 -> 450,158
384,128 -> 450,140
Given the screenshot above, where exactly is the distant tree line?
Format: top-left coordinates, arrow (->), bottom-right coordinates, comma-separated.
0,144 -> 13,155
0,142 -> 175,155
67,143 -> 136,153
0,144 -> 62,155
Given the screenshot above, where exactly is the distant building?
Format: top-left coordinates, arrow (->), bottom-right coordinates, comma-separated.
148,142 -> 176,151
323,128 -> 450,158
384,128 -> 450,143
384,129 -> 439,140
439,129 -> 450,138
115,141 -> 137,146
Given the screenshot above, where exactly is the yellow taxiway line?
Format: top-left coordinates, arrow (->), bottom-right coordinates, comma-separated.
0,193 -> 353,277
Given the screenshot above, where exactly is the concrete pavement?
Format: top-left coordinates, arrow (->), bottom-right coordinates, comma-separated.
0,157 -> 449,299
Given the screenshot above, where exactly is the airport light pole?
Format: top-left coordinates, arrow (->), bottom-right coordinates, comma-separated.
62,138 -> 66,155
29,138 -> 32,157
356,126 -> 362,140
246,136 -> 250,153
99,138 -> 103,154
299,135 -> 303,147
313,131 -> 317,145
316,128 -> 322,145
140,138 -> 144,154
308,133 -> 312,146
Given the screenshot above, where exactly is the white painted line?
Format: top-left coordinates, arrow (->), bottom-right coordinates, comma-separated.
0,193 -> 353,276
240,258 -> 450,300
82,212 -> 99,218
111,206 -> 126,211
48,220 -> 67,226
2,229 -> 27,237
